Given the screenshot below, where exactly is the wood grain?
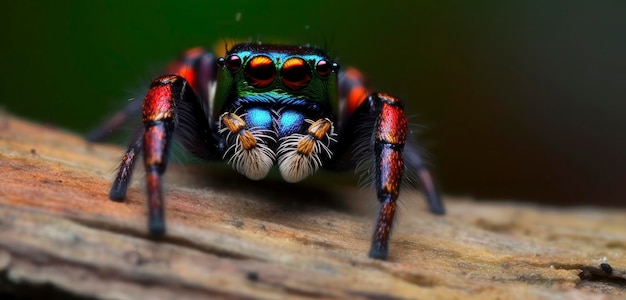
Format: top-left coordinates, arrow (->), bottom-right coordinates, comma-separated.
0,112 -> 624,299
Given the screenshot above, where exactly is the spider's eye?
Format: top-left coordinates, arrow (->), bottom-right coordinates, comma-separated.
315,60 -> 332,77
245,56 -> 276,88
280,57 -> 311,90
225,55 -> 242,72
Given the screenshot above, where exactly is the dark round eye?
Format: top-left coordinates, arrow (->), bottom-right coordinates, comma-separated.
280,57 -> 311,90
225,55 -> 242,72
315,60 -> 332,77
244,56 -> 276,88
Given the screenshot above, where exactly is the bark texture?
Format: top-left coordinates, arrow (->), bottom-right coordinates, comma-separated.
0,112 -> 625,299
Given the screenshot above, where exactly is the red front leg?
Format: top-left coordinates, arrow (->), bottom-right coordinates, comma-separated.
338,68 -> 443,214
107,48 -> 221,236
369,92 -> 408,259
110,75 -> 181,235
112,74 -> 216,235
334,67 -> 445,259
140,75 -> 179,235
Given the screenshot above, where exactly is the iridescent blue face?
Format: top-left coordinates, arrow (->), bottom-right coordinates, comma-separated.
243,107 -> 303,136
214,44 -> 340,183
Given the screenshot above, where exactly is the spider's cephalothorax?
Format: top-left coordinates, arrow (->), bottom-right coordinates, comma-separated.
96,43 -> 445,260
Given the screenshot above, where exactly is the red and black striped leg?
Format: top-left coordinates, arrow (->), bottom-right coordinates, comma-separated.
139,75 -> 183,236
369,93 -> 408,259
337,67 -> 444,216
105,47 -> 219,236
109,74 -> 217,236
109,75 -> 185,235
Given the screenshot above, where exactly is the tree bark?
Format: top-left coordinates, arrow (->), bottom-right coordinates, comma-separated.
0,112 -> 624,299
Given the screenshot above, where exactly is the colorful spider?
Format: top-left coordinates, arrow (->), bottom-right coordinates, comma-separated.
95,43 -> 445,259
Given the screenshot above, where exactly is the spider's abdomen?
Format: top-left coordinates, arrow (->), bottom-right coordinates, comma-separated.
218,106 -> 336,182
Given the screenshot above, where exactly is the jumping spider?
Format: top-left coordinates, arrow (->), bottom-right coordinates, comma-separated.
92,43 -> 445,259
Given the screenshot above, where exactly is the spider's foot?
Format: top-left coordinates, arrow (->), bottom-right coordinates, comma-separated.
368,241 -> 388,260
109,182 -> 128,202
428,193 -> 446,215
148,218 -> 166,237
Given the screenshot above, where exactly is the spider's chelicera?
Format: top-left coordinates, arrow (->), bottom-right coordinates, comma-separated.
95,43 -> 445,260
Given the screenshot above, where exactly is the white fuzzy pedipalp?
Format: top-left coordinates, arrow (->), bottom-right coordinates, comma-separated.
277,134 -> 322,182
277,125 -> 335,183
222,128 -> 276,180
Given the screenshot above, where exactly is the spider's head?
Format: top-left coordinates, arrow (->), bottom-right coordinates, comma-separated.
214,43 -> 340,113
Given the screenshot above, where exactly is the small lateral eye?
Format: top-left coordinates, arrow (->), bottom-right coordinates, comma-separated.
245,56 -> 276,88
280,57 -> 311,90
225,55 -> 242,72
315,60 -> 332,77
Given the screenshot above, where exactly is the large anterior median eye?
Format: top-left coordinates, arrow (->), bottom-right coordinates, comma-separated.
280,57 -> 311,91
244,56 -> 276,88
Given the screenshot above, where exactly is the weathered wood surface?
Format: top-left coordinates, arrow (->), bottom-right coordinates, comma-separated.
0,112 -> 625,299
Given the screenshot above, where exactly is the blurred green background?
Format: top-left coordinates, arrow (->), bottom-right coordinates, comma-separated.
2,1 -> 625,206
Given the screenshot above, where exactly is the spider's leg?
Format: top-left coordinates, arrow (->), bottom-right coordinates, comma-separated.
330,90 -> 408,259
404,141 -> 445,214
109,132 -> 143,200
109,48 -> 221,236
140,77 -> 178,235
368,92 -> 408,259
332,67 -> 443,259
139,74 -> 221,235
335,67 -> 444,214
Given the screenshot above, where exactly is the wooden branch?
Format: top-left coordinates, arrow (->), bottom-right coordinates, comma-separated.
0,111 -> 625,299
